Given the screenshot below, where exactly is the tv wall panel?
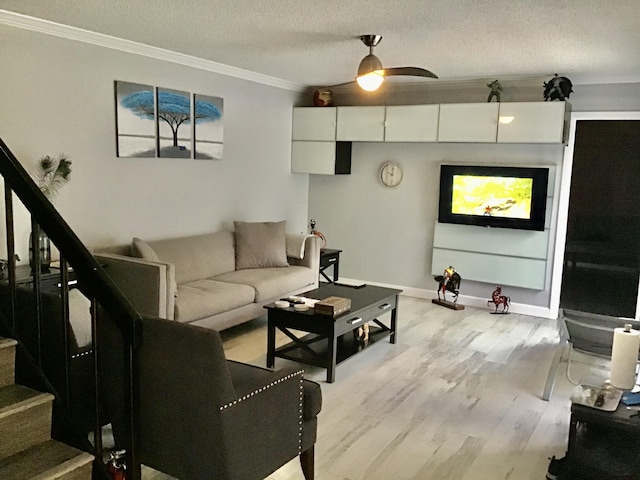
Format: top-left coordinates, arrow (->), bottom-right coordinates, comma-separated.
433,223 -> 550,260
431,247 -> 547,290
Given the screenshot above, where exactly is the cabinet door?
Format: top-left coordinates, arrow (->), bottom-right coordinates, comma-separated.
291,141 -> 351,175
438,103 -> 499,142
292,107 -> 336,141
497,102 -> 566,143
385,105 -> 439,142
336,106 -> 386,141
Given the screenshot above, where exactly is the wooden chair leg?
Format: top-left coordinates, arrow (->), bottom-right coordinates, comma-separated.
300,445 -> 315,480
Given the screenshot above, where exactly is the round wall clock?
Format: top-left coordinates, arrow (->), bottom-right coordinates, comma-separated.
379,162 -> 404,188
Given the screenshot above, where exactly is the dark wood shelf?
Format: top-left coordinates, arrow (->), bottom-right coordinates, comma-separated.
274,325 -> 390,368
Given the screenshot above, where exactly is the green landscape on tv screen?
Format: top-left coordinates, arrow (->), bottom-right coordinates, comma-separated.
451,175 -> 533,219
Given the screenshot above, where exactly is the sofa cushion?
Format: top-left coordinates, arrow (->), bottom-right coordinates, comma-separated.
175,279 -> 255,323
213,266 -> 313,302
234,221 -> 288,270
149,232 -> 236,284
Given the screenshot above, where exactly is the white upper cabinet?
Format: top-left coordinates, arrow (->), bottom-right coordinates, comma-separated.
291,141 -> 351,175
437,103 -> 499,143
292,107 -> 336,141
384,105 -> 440,142
497,102 -> 567,143
336,106 -> 386,141
291,141 -> 337,174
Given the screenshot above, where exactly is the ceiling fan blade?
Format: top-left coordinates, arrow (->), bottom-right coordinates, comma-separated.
383,67 -> 438,79
323,80 -> 357,88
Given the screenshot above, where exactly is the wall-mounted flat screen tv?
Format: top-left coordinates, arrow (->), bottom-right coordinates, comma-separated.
438,164 -> 549,231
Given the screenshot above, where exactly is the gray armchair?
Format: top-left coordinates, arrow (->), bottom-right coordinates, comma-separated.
101,317 -> 321,480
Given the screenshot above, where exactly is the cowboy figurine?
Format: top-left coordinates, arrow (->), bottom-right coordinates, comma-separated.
442,266 -> 455,293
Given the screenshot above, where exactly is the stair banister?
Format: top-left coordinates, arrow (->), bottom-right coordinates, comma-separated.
0,138 -> 143,479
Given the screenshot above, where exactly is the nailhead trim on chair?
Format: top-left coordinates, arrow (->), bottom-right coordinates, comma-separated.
218,370 -> 305,411
218,370 -> 306,454
71,350 -> 92,359
298,374 -> 304,454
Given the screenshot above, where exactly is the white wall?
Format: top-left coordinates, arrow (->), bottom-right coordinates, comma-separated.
308,80 -> 640,312
0,24 -> 308,261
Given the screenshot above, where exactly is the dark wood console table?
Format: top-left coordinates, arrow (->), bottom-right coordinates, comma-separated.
0,264 -> 77,292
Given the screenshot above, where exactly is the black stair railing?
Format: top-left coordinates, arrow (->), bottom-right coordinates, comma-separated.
0,138 -> 142,479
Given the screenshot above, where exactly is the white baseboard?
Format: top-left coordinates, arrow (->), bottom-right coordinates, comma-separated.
338,277 -> 554,319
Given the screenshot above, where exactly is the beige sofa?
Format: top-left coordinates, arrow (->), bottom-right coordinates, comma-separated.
94,222 -> 320,332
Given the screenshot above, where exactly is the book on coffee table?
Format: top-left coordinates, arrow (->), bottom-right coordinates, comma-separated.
314,296 -> 351,317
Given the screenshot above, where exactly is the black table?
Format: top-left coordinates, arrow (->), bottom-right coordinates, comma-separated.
265,283 -> 401,383
319,248 -> 341,283
0,264 -> 77,292
566,400 -> 640,476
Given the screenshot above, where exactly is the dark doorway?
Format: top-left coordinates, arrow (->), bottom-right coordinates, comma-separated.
560,120 -> 640,318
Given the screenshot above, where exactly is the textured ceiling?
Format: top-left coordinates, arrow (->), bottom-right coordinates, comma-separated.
1,0 -> 640,89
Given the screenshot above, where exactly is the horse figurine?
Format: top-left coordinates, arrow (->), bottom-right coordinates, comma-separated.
434,266 -> 461,304
488,286 -> 510,313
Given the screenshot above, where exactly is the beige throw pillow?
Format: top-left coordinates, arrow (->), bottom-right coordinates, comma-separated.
234,221 -> 288,269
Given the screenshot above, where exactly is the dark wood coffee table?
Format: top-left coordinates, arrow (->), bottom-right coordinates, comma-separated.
265,284 -> 401,383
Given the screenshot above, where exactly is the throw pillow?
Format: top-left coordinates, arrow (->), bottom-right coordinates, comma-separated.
234,221 -> 289,269
131,237 -> 160,262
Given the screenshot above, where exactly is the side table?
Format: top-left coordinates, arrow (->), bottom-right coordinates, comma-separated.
319,248 -> 341,283
0,265 -> 74,292
565,400 -> 640,476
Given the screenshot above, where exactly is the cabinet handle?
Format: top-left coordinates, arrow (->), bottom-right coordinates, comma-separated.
348,317 -> 364,325
378,303 -> 391,310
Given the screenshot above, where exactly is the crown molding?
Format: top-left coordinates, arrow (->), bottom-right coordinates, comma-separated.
0,10 -> 304,92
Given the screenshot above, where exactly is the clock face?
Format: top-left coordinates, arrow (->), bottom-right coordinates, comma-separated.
380,162 -> 403,188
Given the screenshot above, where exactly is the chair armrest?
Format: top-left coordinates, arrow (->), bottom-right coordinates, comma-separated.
94,253 -> 175,320
219,365 -> 305,479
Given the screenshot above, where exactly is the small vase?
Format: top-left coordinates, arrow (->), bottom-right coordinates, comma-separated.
29,229 -> 51,272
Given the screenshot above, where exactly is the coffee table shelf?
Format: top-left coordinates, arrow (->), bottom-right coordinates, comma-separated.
274,324 -> 391,368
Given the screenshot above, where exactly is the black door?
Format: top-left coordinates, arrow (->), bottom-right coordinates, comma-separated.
560,120 -> 640,318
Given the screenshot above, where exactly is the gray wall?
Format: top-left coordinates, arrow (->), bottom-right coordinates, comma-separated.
308,80 -> 640,309
0,24 -> 308,261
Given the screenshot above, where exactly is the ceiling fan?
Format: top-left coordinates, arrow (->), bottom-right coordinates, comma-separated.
331,35 -> 438,91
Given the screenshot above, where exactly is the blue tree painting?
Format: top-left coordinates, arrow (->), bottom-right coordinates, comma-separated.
120,88 -> 222,158
194,94 -> 224,160
115,81 -> 155,157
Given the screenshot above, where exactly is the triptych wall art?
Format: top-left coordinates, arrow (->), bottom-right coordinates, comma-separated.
115,81 -> 224,160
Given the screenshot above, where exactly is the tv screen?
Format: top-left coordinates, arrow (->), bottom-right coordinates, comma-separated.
438,164 -> 549,231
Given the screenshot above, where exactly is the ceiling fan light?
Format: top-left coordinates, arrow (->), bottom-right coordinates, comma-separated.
357,53 -> 383,77
356,53 -> 384,91
356,71 -> 384,91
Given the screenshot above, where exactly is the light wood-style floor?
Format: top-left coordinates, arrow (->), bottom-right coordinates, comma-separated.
144,295 -> 612,480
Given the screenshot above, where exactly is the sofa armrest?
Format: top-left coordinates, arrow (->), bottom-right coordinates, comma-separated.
94,253 -> 175,320
287,235 -> 321,272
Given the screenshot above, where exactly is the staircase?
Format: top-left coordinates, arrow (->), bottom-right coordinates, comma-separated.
0,336 -> 93,479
